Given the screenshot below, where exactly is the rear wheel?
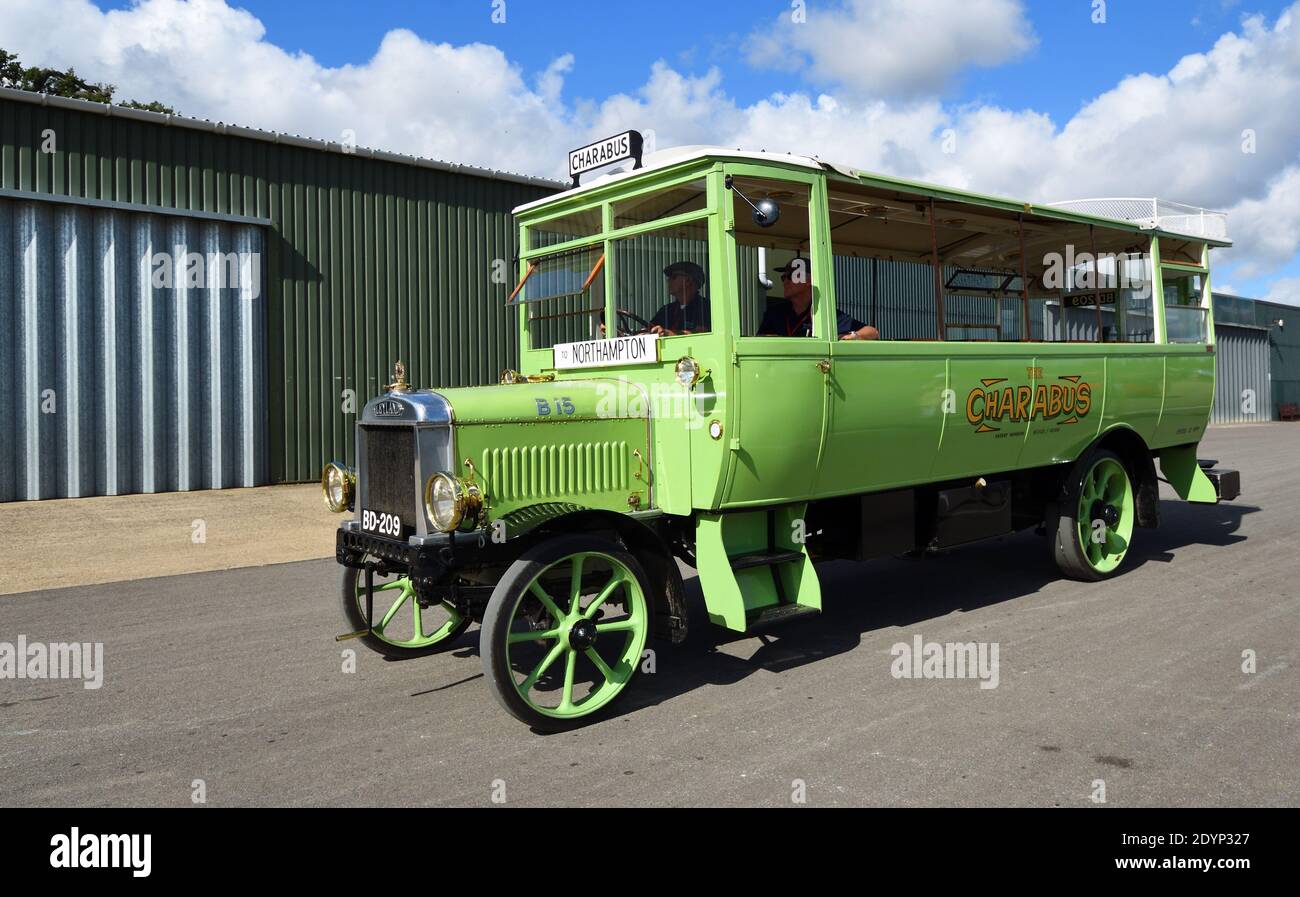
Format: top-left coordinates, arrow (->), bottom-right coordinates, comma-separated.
340,563 -> 470,659
480,535 -> 652,731
1051,449 -> 1135,581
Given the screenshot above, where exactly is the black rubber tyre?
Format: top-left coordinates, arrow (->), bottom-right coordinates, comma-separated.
1050,449 -> 1136,582
340,564 -> 470,660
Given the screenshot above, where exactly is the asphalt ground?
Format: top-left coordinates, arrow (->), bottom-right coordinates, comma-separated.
1,424 -> 1296,806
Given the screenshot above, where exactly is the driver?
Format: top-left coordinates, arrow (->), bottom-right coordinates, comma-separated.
648,261 -> 710,335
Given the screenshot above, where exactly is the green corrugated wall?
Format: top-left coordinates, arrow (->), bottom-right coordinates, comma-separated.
0,92 -> 557,483
1254,299 -> 1300,411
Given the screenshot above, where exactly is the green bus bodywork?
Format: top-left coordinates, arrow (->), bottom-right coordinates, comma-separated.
332,147 -> 1236,729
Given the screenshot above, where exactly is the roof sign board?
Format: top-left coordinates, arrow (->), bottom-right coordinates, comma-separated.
568,130 -> 643,187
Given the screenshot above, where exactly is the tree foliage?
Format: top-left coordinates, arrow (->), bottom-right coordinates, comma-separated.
0,48 -> 176,114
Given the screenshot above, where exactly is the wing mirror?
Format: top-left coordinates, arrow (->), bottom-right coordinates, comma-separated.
725,175 -> 780,228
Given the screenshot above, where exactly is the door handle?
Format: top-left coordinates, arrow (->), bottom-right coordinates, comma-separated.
816,359 -> 832,374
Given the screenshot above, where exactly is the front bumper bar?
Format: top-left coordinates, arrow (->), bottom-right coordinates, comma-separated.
335,525 -> 499,595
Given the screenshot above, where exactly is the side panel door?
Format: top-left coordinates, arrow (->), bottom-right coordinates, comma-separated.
931,352 -> 1034,480
725,338 -> 829,504
817,343 -> 946,493
1155,350 -> 1214,447
1016,352 -> 1107,469
717,166 -> 832,507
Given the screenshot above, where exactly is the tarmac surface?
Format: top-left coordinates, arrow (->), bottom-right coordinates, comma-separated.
1,425 -> 1296,806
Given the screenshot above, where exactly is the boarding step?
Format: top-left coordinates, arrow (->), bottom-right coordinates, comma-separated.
745,603 -> 820,630
728,549 -> 804,571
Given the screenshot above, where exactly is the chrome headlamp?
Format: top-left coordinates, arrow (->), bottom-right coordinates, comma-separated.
424,472 -> 483,533
322,462 -> 356,513
675,355 -> 703,387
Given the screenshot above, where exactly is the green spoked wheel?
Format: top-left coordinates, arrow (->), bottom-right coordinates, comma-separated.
481,535 -> 652,730
1052,449 -> 1136,581
340,563 -> 470,659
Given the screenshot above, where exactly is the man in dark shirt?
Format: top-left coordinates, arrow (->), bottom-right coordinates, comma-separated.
649,261 -> 710,335
757,256 -> 879,340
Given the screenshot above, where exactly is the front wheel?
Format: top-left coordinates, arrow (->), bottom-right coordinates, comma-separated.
480,535 -> 653,731
1051,449 -> 1136,581
340,563 -> 470,659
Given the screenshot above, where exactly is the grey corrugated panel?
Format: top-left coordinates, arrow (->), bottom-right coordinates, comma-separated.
3,95 -> 554,485
1212,323 -> 1273,424
0,195 -> 266,500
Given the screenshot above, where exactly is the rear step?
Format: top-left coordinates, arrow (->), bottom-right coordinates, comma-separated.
1203,466 -> 1241,502
1198,458 -> 1241,501
728,549 -> 804,571
745,603 -> 820,629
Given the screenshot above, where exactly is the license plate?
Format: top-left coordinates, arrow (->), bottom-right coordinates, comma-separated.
361,508 -> 403,538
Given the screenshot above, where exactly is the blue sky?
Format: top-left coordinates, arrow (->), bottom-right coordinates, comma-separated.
23,1 -> 1300,301
88,0 -> 1285,118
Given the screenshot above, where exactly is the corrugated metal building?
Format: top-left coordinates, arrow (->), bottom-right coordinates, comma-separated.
0,88 -> 559,500
1210,293 -> 1273,424
1252,298 -> 1300,413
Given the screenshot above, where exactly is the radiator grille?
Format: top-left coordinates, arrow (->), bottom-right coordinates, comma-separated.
362,426 -> 417,534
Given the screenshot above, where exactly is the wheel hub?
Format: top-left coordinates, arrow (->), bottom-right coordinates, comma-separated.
567,618 -> 598,651
1090,500 -> 1120,528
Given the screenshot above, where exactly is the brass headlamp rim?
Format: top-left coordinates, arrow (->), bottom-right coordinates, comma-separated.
424,472 -> 483,533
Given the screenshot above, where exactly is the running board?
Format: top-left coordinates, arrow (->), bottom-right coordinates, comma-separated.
745,603 -> 820,630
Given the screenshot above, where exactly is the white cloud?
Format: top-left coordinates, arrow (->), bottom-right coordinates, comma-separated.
1219,165 -> 1300,277
1262,276 -> 1300,306
0,0 -> 580,177
3,0 -> 1300,286
744,0 -> 1037,98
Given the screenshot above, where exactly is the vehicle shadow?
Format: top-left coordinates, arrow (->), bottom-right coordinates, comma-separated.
407,499 -> 1256,730
614,498 -> 1259,720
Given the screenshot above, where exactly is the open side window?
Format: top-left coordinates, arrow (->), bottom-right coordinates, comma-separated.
514,245 -> 605,350
823,180 -> 1155,343
731,176 -> 821,338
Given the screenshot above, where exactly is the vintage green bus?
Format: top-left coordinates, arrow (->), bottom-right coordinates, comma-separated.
326,138 -> 1240,730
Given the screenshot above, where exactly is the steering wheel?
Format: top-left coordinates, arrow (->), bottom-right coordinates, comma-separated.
615,308 -> 654,337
